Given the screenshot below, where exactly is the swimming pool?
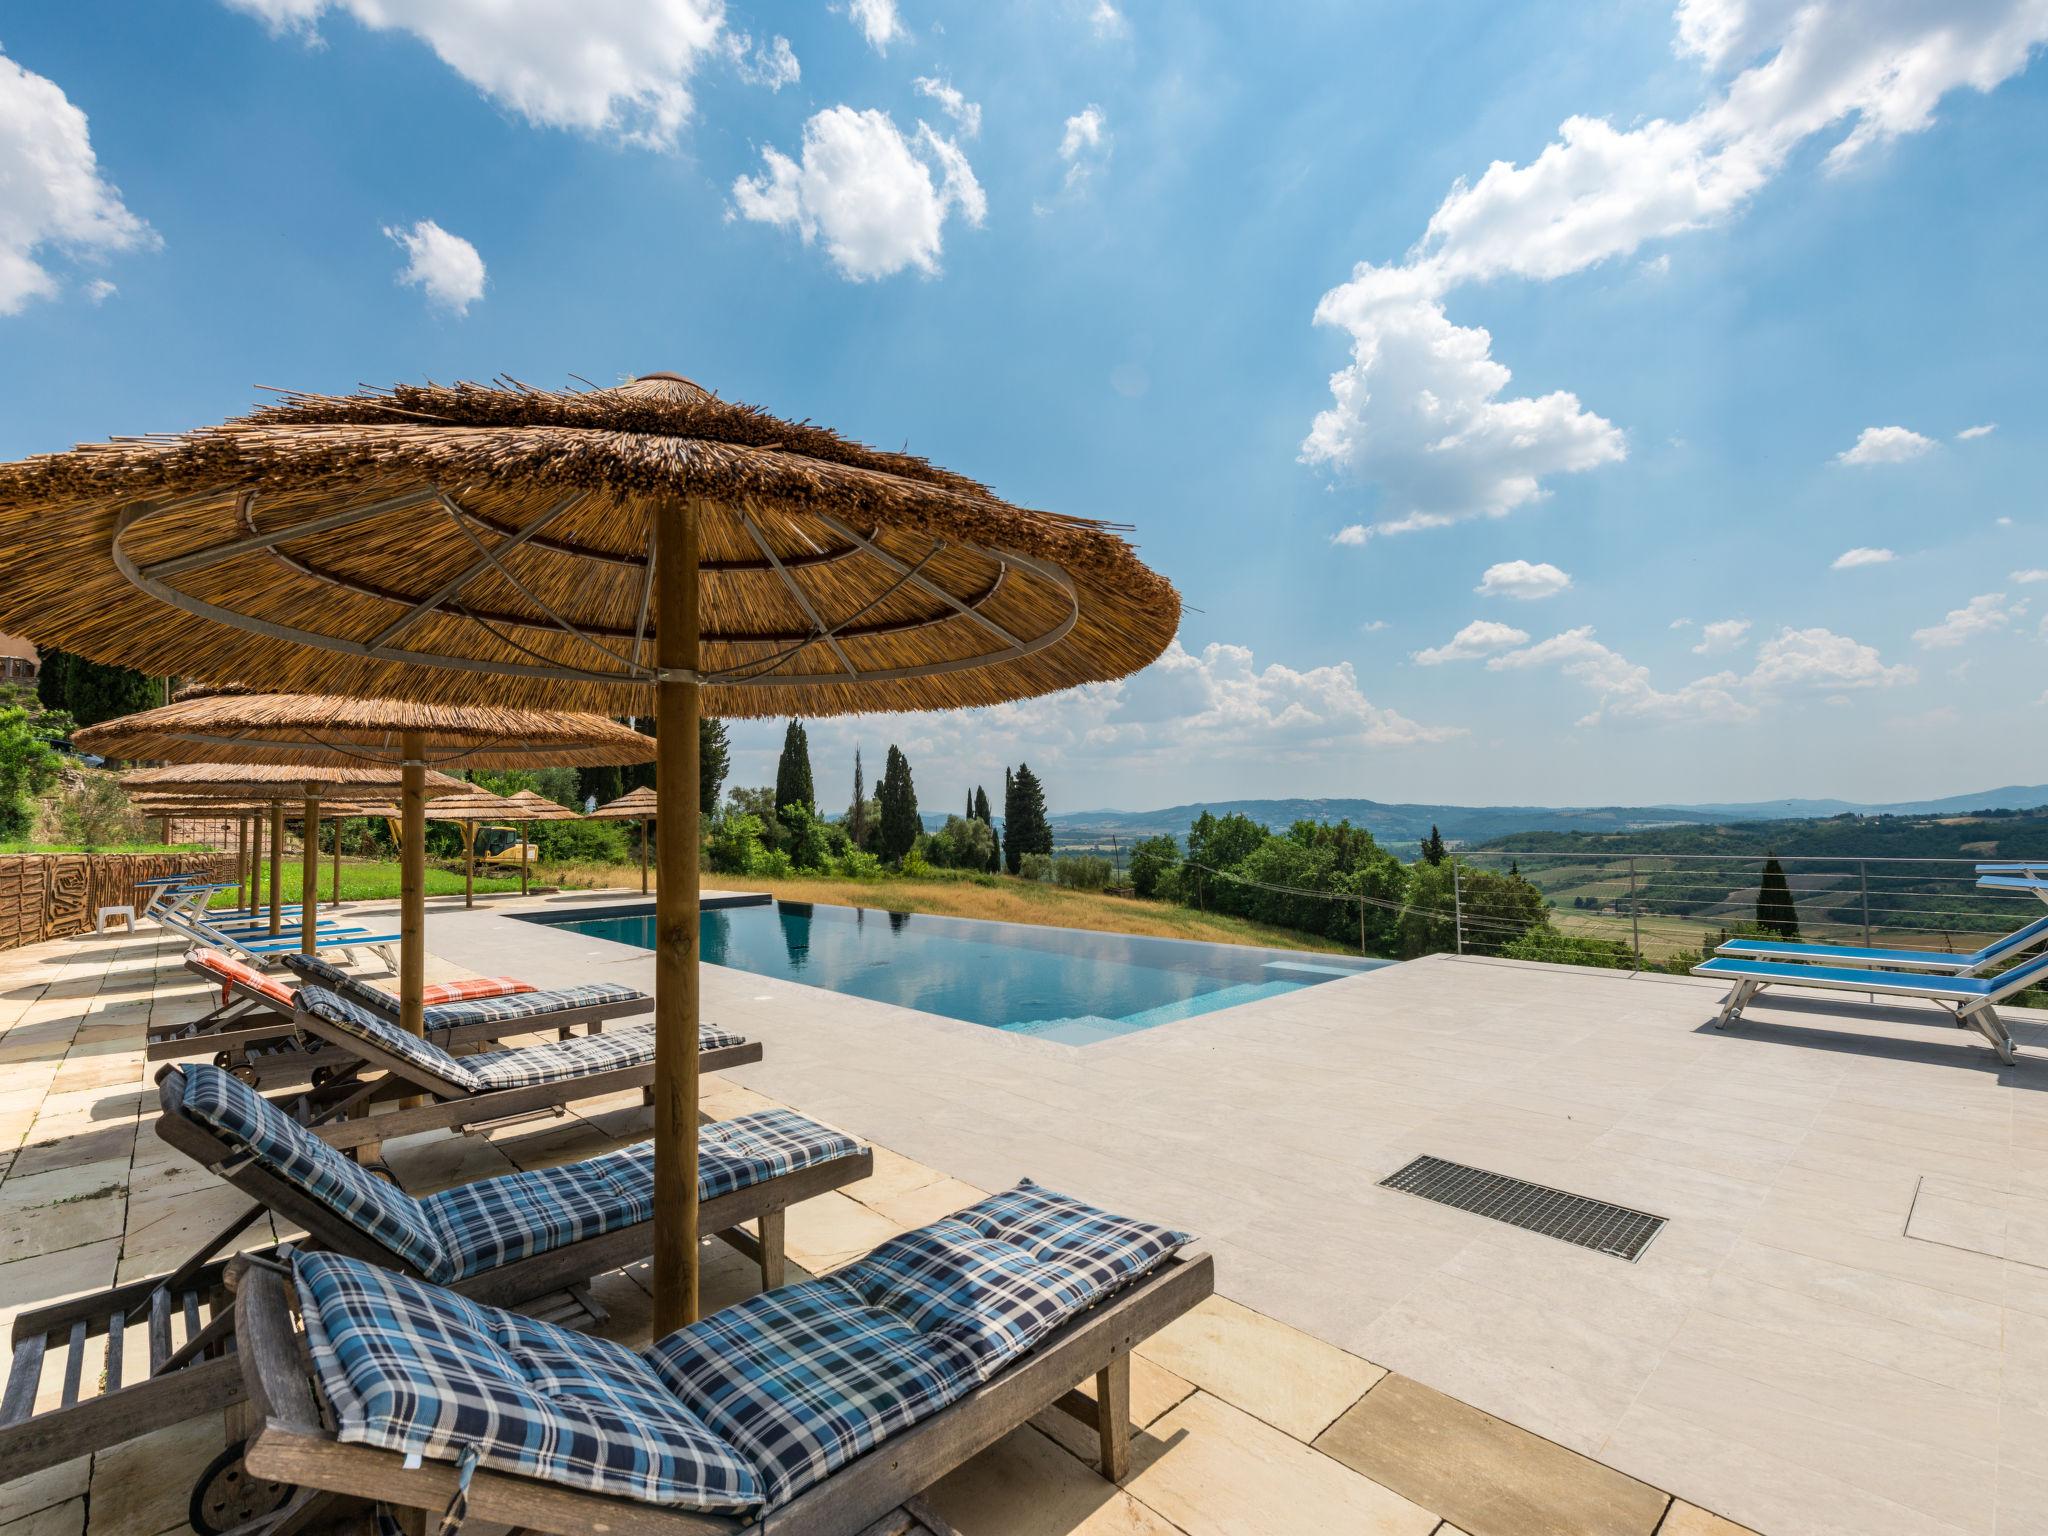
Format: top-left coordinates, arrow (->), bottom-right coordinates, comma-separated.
521,898 -> 1389,1044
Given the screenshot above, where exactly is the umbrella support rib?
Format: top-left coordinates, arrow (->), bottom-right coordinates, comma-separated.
652,499 -> 703,1333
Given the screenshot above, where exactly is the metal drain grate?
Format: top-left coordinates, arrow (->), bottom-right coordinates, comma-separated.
1379,1155 -> 1667,1261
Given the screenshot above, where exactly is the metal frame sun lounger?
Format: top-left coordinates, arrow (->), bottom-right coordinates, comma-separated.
148,953 -> 617,1086
134,873 -> 207,921
281,984 -> 760,1156
1716,910 -> 2048,977
0,1064 -> 872,1498
162,907 -> 401,972
227,1181 -> 1212,1536
1693,948 -> 2048,1065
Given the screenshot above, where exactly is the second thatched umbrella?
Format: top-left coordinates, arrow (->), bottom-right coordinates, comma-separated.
0,371 -> 1180,1329
496,788 -> 583,896
78,697 -> 652,1030
587,783 -> 660,893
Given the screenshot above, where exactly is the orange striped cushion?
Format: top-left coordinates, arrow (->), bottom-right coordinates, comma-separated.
192,949 -> 297,1008
419,977 -> 536,1007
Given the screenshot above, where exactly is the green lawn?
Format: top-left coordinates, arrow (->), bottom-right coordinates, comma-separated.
205,857 -> 524,907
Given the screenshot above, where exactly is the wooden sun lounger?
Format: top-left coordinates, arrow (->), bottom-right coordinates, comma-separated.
285,1003 -> 761,1158
0,1071 -> 871,1491
229,1246 -> 1213,1536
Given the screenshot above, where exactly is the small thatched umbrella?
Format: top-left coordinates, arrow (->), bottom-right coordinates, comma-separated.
587,783 -> 660,893
120,763 -> 467,945
132,793 -> 393,910
416,787 -> 520,909
495,788 -> 582,895
79,695 -> 649,1023
0,372 -> 1179,1329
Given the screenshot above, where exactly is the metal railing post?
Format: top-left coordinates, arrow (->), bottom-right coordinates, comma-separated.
1628,857 -> 1641,973
1452,863 -> 1464,955
1859,860 -> 1872,947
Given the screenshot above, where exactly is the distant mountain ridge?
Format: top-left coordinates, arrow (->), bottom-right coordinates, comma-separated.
1042,786 -> 2048,850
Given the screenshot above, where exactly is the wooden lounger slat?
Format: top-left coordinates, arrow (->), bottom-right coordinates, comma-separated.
1,1337 -> 44,1427
104,1311 -> 123,1393
181,1290 -> 203,1349
57,1322 -> 87,1410
147,1289 -> 172,1376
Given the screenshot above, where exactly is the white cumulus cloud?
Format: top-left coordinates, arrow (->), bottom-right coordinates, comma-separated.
730,34 -> 799,91
384,219 -> 485,313
1912,592 -> 2021,648
0,48 -> 156,315
1089,1 -> 1129,39
731,107 -> 984,281
1958,423 -> 1998,440
1490,628 -> 1752,725
1831,546 -> 1896,569
1748,626 -> 1916,689
1330,524 -> 1370,547
222,0 -> 725,149
1475,560 -> 1572,600
2011,569 -> 2048,584
1691,617 -> 1751,653
845,0 -> 903,53
1303,0 -> 2048,531
1414,620 -> 1531,666
1058,105 -> 1110,189
914,77 -> 980,138
1837,425 -> 1936,466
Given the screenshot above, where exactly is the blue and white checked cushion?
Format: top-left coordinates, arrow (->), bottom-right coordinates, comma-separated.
297,985 -> 485,1092
280,952 -> 362,998
173,1065 -> 451,1280
422,1110 -> 863,1279
420,982 -> 647,1032
458,1022 -> 747,1090
294,1251 -> 762,1512
647,1180 -> 1188,1507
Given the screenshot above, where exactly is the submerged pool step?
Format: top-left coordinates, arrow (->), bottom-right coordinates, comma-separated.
1007,979 -> 1304,1044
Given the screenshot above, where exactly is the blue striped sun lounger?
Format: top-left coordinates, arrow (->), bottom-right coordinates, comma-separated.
1718,910 -> 2048,977
1692,948 -> 2048,1065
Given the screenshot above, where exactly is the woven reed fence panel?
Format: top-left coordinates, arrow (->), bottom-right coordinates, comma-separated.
0,853 -> 237,952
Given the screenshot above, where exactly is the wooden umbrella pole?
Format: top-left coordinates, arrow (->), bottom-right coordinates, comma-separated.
300,793 -> 320,954
520,820 -> 529,897
267,801 -> 284,936
331,822 -> 341,905
463,823 -> 476,909
400,734 -> 426,1042
640,816 -> 649,895
249,807 -> 263,920
234,814 -> 248,912
653,501 -> 702,1332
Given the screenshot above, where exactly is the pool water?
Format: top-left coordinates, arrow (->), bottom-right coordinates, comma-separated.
526,899 -> 1389,1044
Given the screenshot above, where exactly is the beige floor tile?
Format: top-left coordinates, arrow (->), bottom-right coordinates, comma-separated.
1034,1354 -> 1198,1464
924,1425 -> 1186,1536
1657,1502 -> 1760,1535
88,1409 -> 228,1536
842,1144 -> 948,1206
0,1238 -> 120,1334
861,1175 -> 988,1230
782,1190 -> 901,1273
1136,1294 -> 1383,1441
0,1497 -> 81,1536
1314,1374 -> 1667,1536
0,1461 -> 87,1528
1123,1391 -> 1437,1536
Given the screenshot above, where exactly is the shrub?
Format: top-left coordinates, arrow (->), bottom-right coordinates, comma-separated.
830,848 -> 885,880
751,847 -> 793,877
1128,835 -> 1179,898
536,818 -> 628,864
925,814 -> 998,871
900,847 -> 936,879
1499,926 -> 1634,969
1053,855 -> 1112,891
778,805 -> 832,872
706,812 -> 766,875
1018,852 -> 1054,882
56,775 -> 133,850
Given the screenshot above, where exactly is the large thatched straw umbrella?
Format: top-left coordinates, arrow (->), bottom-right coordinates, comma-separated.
587,783 -> 660,893
496,788 -> 582,895
417,787 -> 519,909
77,695 -> 650,1026
0,372 -> 1180,1327
120,762 -> 467,948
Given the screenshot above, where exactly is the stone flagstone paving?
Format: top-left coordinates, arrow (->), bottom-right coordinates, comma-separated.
0,906 -> 1764,1536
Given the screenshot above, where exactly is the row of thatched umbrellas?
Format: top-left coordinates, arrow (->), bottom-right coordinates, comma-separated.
0,371 -> 1178,1328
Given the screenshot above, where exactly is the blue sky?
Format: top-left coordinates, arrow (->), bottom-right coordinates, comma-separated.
2,0 -> 2044,814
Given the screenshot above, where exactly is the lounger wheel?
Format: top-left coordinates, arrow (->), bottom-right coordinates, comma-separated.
189,1440 -> 292,1536
360,1159 -> 399,1186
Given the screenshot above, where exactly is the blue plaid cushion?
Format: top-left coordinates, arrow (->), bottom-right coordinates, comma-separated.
297,985 -> 484,1092
647,1180 -> 1188,1507
422,1110 -> 863,1279
280,952 -> 363,998
462,1024 -> 657,1089
173,1065 -> 451,1280
294,1252 -> 761,1512
420,982 -> 647,1032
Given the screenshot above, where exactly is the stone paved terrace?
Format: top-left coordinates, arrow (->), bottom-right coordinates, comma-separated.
17,889 -> 2048,1536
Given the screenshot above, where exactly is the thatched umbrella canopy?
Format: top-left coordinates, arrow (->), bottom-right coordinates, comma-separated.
0,372 -> 1180,1329
76,691 -> 654,769
496,789 -> 580,897
588,784 -> 661,893
417,787 -> 521,910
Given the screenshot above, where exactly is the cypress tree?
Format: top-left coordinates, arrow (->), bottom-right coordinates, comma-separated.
699,717 -> 731,814
1010,763 -> 1052,863
59,656 -> 156,730
35,649 -> 69,714
773,719 -> 814,816
877,745 -> 920,862
848,748 -> 868,848
1756,855 -> 1801,939
973,785 -> 991,824
966,789 -> 974,822
1002,767 -> 1020,874
1421,825 -> 1447,866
